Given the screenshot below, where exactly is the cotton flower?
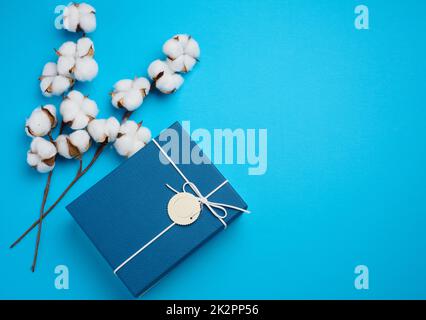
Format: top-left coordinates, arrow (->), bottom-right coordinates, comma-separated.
60,90 -> 98,130
27,137 -> 57,173
25,105 -> 57,137
113,120 -> 151,157
55,130 -> 91,159
63,3 -> 96,33
87,117 -> 120,143
163,34 -> 200,73
148,60 -> 184,94
110,77 -> 150,111
39,62 -> 74,97
56,37 -> 98,81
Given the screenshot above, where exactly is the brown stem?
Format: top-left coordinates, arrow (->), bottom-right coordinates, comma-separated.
77,157 -> 83,173
30,122 -> 65,270
31,170 -> 53,272
59,121 -> 65,134
11,112 -> 132,249
122,110 -> 132,122
10,143 -> 107,249
30,129 -> 56,270
30,157 -> 83,271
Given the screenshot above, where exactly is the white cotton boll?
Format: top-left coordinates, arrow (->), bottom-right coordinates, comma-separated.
177,34 -> 190,45
105,117 -> 120,141
56,41 -> 77,76
36,162 -> 54,174
42,104 -> 57,119
78,3 -> 96,15
51,75 -> 73,95
25,109 -> 52,138
163,34 -> 200,73
172,74 -> 184,89
25,105 -> 57,137
74,57 -> 98,81
114,79 -> 133,92
55,135 -> 72,159
35,138 -> 57,160
113,121 -> 151,157
81,96 -> 98,118
122,89 -> 143,111
133,77 -> 151,94
167,55 -> 197,73
110,77 -> 150,111
77,37 -> 95,57
148,59 -> 184,93
88,117 -> 120,143
60,99 -> 79,123
155,73 -> 184,94
40,78 -> 53,96
56,38 -> 97,81
114,121 -> 138,157
68,89 -> 85,102
69,130 -> 91,154
137,126 -> 151,144
40,62 -> 73,97
119,120 -> 139,135
185,37 -> 200,58
78,3 -> 96,33
60,90 -> 98,129
27,158 -> 51,173
114,135 -> 133,157
87,120 -> 104,142
63,3 -> 96,33
27,137 -> 57,173
78,13 -> 96,33
27,152 -> 39,167
55,130 -> 90,159
166,54 -> 195,73
71,112 -> 91,130
183,55 -> 197,71
58,41 -> 77,57
148,60 -> 172,80
162,38 -> 184,60
57,56 -> 76,76
41,62 -> 58,77
111,91 -> 125,108
63,5 -> 79,32
40,62 -> 72,96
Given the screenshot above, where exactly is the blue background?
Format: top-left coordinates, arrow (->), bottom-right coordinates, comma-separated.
1,0 -> 426,299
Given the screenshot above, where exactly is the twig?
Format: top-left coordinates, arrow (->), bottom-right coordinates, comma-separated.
31,170 -> 52,272
29,124 -> 65,270
10,143 -> 107,249
122,110 -> 132,122
30,157 -> 83,271
11,113 -> 131,250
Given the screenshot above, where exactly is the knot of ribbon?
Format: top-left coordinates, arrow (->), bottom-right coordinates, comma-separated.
166,180 -> 250,228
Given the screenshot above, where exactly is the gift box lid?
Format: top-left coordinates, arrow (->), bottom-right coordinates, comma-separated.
67,121 -> 248,297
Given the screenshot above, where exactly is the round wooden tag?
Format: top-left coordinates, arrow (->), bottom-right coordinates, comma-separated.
167,192 -> 201,225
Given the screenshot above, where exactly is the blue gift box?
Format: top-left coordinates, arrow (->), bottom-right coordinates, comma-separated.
67,121 -> 248,297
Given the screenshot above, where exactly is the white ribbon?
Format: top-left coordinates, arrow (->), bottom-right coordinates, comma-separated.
113,138 -> 249,274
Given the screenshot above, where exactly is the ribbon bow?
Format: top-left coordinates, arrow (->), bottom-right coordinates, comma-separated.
166,180 -> 250,228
